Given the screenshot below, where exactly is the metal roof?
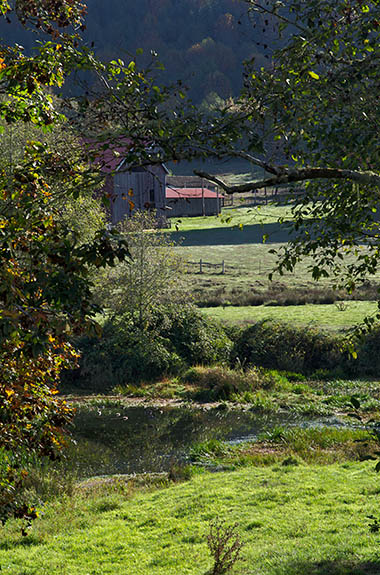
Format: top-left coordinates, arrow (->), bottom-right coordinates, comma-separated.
166,187 -> 222,199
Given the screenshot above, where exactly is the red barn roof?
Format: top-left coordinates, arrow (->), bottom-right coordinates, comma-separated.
83,137 -> 133,173
166,187 -> 222,199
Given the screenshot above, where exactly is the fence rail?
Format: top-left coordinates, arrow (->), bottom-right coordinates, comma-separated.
187,259 -> 225,274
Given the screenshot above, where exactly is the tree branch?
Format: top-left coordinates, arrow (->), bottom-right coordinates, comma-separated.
194,167 -> 380,194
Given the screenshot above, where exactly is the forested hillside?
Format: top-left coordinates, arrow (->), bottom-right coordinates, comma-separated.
84,0 -> 267,103
0,0 -> 267,104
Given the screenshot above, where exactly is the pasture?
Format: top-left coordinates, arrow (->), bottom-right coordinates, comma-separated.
169,205 -> 380,323
201,301 -> 379,329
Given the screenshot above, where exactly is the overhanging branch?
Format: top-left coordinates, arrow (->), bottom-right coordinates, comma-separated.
194,167 -> 380,194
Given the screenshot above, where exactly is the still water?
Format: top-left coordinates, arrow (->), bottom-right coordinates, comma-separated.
65,404 -> 343,478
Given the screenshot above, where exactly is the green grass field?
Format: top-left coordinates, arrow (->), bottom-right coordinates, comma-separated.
169,205 -> 295,233
178,242 -> 323,293
165,205 -> 380,314
176,242 -> 380,306
2,462 -> 380,575
201,300 -> 379,329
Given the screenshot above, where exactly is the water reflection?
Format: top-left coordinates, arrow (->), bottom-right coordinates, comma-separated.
65,404 -> 338,477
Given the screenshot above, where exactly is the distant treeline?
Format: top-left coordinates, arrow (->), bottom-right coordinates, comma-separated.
0,0 -> 271,104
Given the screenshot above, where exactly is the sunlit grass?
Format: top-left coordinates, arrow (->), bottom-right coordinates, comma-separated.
1,462 -> 380,574
201,300 -> 379,329
167,204 -> 295,232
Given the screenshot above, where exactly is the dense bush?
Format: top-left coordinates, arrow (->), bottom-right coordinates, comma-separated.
231,320 -> 344,375
62,307 -> 232,391
350,326 -> 380,376
159,307 -> 232,366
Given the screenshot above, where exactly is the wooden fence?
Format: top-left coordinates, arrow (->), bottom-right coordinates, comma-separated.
187,259 -> 225,274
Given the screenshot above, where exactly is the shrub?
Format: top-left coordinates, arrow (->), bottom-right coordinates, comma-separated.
62,307 -> 232,391
350,326 -> 380,376
63,321 -> 184,392
231,320 -> 344,374
160,307 -> 232,365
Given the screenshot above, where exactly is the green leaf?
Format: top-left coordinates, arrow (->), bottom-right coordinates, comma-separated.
308,71 -> 320,80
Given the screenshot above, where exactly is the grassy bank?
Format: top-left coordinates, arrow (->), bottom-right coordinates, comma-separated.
2,460 -> 380,575
111,369 -> 380,419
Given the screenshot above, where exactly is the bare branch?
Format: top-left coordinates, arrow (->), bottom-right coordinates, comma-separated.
246,0 -> 309,34
194,167 -> 380,194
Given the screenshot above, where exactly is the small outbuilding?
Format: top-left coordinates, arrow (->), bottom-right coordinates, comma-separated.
166,187 -> 223,218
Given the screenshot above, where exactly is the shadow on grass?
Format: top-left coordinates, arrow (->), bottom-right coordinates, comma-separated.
169,221 -> 295,246
276,560 -> 380,575
0,534 -> 42,550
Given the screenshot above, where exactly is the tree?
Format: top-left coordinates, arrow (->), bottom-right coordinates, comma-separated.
0,1 -> 132,525
0,0 -> 227,525
195,0 -> 380,301
94,211 -> 186,330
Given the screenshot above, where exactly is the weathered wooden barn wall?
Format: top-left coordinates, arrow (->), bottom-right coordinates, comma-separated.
166,197 -> 223,218
111,165 -> 167,224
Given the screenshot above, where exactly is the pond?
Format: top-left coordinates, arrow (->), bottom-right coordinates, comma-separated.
64,403 -> 345,478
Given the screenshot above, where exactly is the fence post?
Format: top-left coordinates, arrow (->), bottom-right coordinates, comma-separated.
222,260 -> 225,274
201,178 -> 206,217
200,258 -> 203,274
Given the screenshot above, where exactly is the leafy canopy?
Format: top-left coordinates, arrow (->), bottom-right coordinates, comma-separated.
0,0 -> 131,526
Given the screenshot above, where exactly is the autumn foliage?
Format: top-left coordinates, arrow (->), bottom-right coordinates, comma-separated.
0,0 -> 131,526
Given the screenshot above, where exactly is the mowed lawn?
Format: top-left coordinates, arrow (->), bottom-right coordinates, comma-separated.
201,300 -> 379,329
1,463 -> 380,575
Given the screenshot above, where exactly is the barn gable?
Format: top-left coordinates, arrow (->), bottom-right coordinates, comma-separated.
112,163 -> 168,225
85,137 -> 168,226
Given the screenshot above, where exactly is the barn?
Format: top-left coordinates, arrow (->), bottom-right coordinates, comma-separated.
166,187 -> 223,217
87,139 -> 168,226
111,162 -> 168,225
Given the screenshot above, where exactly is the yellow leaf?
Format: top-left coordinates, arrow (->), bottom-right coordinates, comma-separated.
308,71 -> 320,80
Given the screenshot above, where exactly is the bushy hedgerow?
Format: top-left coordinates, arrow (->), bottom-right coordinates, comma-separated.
231,320 -> 344,375
349,326 -> 380,376
62,307 -> 232,391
